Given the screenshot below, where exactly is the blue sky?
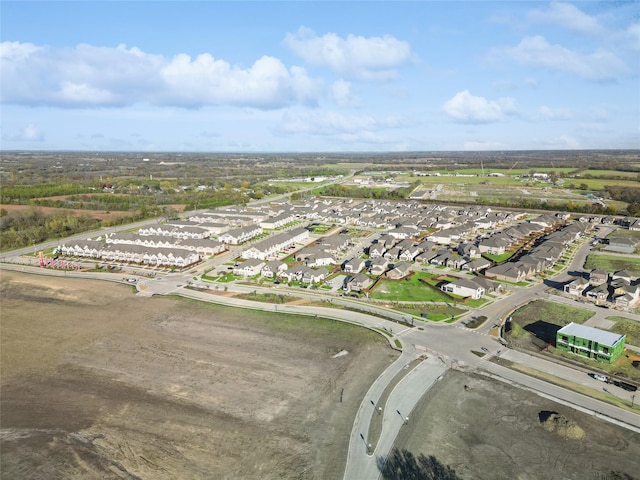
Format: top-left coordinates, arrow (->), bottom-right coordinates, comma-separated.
1,1 -> 638,152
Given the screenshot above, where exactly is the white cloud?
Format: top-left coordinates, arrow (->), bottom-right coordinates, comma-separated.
493,36 -> 628,81
442,90 -> 517,123
539,105 -> 572,120
527,2 -> 604,35
547,134 -> 581,149
0,41 -> 322,109
2,123 -> 45,142
462,140 -> 509,151
330,80 -> 356,107
627,23 -> 640,52
281,110 -> 399,137
283,27 -> 413,80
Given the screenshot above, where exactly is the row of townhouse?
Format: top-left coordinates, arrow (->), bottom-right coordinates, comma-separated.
484,222 -> 589,283
259,212 -> 297,229
60,241 -> 200,267
166,220 -> 230,236
240,227 -> 310,260
105,233 -> 226,257
232,259 -> 329,284
564,269 -> 640,310
136,224 -> 211,239
219,224 -> 263,245
285,198 -> 522,231
294,233 -> 351,267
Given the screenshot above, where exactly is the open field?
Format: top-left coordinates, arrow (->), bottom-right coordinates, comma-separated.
0,272 -> 398,480
0,203 -> 135,221
606,316 -> 640,348
389,369 -> 640,480
506,299 -> 593,347
507,300 -> 640,382
584,253 -> 640,276
369,274 -> 450,303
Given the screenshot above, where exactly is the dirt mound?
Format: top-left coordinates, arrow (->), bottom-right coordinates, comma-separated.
539,410 -> 585,440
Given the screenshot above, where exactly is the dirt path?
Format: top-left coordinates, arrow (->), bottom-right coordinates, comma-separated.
1,271 -> 398,479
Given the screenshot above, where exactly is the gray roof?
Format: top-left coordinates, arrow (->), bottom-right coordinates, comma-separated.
557,322 -> 624,347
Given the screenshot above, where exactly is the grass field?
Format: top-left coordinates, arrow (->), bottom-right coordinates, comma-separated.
584,253 -> 640,276
392,303 -> 466,321
509,299 -> 593,338
369,272 -> 450,302
606,316 -> 640,347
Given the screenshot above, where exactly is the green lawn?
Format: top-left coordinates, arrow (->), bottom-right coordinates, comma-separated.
369,273 -> 450,302
483,251 -> 516,263
584,253 -> 640,276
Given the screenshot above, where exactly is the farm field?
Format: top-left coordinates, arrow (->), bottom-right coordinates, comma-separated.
0,272 -> 397,480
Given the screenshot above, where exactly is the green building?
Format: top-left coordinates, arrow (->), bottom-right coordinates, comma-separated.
556,322 -> 625,364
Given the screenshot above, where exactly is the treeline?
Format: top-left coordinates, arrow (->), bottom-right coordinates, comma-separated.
0,208 -> 101,250
1,183 -> 94,202
601,185 -> 640,216
423,196 -> 619,216
319,181 -> 421,200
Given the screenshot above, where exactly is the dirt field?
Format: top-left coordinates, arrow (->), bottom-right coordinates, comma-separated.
390,369 -> 640,480
0,271 -> 398,479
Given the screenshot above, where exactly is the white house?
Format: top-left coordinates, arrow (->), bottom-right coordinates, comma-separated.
441,278 -> 485,299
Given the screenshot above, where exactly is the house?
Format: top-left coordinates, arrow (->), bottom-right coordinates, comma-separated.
279,265 -> 308,283
427,230 -> 454,245
564,277 -> 590,296
605,236 -> 638,254
478,235 -> 511,255
261,260 -> 288,278
457,242 -> 480,259
399,245 -> 421,262
385,261 -> 412,279
368,258 -> 390,276
383,246 -> 402,260
378,234 -> 397,249
556,322 -> 625,364
612,270 -> 634,283
233,259 -> 265,277
461,258 -> 492,273
589,269 -> 609,285
415,250 -> 438,264
305,252 -> 337,268
368,243 -> 386,258
470,276 -> 503,294
344,273 -> 373,292
485,263 -> 526,283
440,277 -> 485,300
343,258 -> 366,274
301,267 -> 329,285
585,283 -> 610,305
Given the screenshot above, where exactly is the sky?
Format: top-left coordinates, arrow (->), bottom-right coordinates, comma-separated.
1,1 -> 639,152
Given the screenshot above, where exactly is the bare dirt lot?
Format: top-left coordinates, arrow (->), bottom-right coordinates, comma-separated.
0,271 -> 398,479
390,369 -> 640,480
